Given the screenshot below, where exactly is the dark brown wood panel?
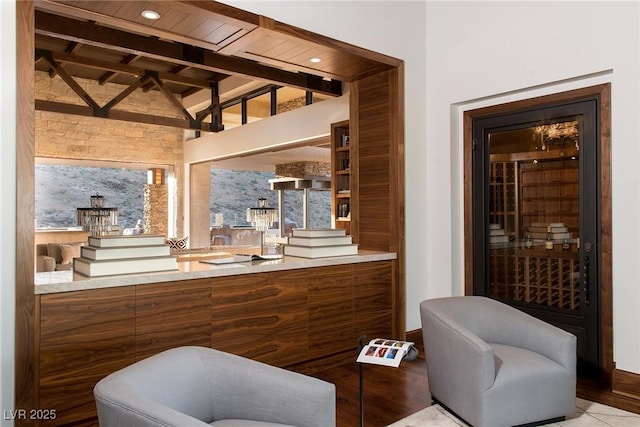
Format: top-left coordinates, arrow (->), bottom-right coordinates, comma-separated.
351,67 -> 404,336
15,1 -> 37,424
265,270 -> 309,365
211,271 -> 308,366
354,262 -> 393,340
39,287 -> 136,426
354,71 -> 393,253
37,0 -> 258,52
135,279 -> 212,361
613,369 -> 640,401
308,265 -> 355,359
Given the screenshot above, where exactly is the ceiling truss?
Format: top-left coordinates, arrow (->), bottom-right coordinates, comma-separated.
36,49 -> 224,132
33,8 -> 343,132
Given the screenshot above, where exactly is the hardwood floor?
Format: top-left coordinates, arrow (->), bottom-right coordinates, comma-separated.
313,342 -> 640,427
315,344 -> 431,427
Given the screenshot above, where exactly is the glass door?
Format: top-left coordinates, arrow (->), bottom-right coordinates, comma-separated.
472,100 -> 600,375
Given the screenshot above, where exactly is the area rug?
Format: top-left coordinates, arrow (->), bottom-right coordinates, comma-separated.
386,404 -> 465,427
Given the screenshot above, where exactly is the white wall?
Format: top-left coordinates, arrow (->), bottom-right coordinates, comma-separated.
1,0 -> 16,424
425,1 -> 640,374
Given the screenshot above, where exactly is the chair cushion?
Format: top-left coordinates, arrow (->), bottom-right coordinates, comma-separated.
210,420 -> 295,427
47,243 -> 63,263
484,344 -> 575,426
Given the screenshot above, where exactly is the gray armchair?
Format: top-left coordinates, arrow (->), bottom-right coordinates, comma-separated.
94,346 -> 336,427
420,296 -> 576,427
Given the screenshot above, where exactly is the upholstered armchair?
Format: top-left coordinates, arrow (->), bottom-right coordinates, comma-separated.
94,346 -> 336,427
420,296 -> 576,427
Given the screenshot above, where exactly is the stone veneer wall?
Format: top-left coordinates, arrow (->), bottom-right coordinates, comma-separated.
275,161 -> 331,178
277,96 -> 323,114
143,184 -> 169,236
34,71 -> 185,237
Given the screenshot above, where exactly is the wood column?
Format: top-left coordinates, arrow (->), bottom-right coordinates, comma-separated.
15,1 -> 37,425
351,66 -> 405,338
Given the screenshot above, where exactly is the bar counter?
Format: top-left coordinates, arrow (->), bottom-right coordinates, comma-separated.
34,249 -> 399,425
35,250 -> 397,294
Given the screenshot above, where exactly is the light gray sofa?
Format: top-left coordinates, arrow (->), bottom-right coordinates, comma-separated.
93,346 -> 336,427
420,296 -> 576,427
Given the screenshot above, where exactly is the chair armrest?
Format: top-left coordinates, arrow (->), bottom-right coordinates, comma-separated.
204,349 -> 336,427
94,381 -> 211,427
36,255 -> 56,272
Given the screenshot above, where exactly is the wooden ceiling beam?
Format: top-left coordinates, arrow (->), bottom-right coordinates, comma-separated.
48,40 -> 82,78
37,50 -> 101,113
35,99 -> 222,132
41,50 -> 216,90
35,10 -> 342,97
98,53 -> 141,85
146,72 -> 195,122
35,51 -> 223,132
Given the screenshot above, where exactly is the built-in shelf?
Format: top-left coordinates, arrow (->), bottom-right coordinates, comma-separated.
331,120 -> 351,234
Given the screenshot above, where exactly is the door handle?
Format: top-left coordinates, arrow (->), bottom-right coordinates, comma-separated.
583,255 -> 590,306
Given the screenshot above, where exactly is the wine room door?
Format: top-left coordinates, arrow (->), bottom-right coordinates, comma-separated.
471,98 -> 601,376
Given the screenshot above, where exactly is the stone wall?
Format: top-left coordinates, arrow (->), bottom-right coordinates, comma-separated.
275,161 -> 331,178
143,184 -> 169,236
277,96 -> 323,114
35,71 -> 185,236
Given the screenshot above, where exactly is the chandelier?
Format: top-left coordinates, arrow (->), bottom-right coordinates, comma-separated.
535,121 -> 579,152
246,198 -> 278,255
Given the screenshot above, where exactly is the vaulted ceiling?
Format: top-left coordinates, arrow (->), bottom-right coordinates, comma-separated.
33,0 -> 397,132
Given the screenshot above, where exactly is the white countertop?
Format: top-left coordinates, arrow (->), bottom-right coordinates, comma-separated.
34,250 -> 397,295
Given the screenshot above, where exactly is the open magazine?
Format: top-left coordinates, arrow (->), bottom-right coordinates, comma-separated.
201,254 -> 282,264
356,338 -> 415,367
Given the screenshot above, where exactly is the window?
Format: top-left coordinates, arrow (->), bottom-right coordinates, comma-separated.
35,162 -> 146,230
210,168 -> 331,230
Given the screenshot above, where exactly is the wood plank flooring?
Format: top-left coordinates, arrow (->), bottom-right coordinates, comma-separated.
313,342 -> 640,427
315,344 -> 432,427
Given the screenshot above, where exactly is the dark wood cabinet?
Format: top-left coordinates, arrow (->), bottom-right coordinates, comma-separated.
211,270 -> 309,366
35,260 -> 396,425
308,265 -> 354,358
135,279 -> 212,361
39,287 -> 136,426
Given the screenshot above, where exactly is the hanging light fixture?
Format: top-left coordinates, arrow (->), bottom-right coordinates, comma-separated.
247,198 -> 278,255
535,121 -> 580,153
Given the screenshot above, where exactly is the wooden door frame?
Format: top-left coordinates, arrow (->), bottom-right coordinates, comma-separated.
462,84 -> 613,380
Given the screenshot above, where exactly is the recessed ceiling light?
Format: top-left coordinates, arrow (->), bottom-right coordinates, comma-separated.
310,57 -> 322,63
141,10 -> 160,20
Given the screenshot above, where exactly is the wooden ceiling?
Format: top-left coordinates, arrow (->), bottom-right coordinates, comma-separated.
33,0 -> 398,99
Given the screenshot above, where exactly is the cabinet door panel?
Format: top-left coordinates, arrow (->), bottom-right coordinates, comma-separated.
354,262 -> 393,338
39,287 -> 135,425
212,271 -> 308,366
135,279 -> 212,360
308,265 -> 355,358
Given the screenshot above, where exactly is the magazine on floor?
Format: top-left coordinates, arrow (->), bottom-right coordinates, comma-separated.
356,338 -> 415,367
